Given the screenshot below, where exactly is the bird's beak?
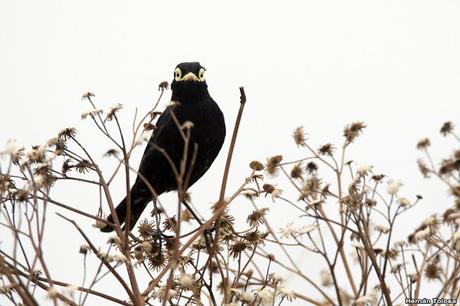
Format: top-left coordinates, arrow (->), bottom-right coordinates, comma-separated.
181,72 -> 199,82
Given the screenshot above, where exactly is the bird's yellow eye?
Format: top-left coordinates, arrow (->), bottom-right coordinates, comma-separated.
174,68 -> 182,81
198,68 -> 205,81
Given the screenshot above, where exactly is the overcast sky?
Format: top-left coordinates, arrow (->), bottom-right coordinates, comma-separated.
1,1 -> 460,305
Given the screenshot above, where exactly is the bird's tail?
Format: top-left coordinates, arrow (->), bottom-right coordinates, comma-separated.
100,192 -> 150,232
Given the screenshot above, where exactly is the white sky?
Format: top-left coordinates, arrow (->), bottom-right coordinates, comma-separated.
1,1 -> 460,305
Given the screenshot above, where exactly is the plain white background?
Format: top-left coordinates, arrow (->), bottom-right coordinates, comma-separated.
1,1 -> 460,305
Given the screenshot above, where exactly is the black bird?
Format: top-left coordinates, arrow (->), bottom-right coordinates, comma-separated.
101,62 -> 226,232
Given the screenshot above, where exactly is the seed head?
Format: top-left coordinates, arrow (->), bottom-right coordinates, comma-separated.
158,81 -> 169,91
179,273 -> 194,290
440,121 -> 454,136
105,103 -> 123,121
138,219 -> 155,239
290,163 -> 303,179
292,126 -> 307,146
320,270 -> 332,287
318,143 -> 335,156
247,208 -> 268,227
343,121 -> 366,143
266,155 -> 283,176
387,181 -> 402,195
425,262 -> 441,280
81,91 -> 95,100
416,138 -> 431,150
305,161 -> 318,173
249,160 -> 265,171
46,287 -> 58,299
257,287 -> 274,306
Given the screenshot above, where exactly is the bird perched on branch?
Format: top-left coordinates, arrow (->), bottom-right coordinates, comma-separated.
101,62 -> 226,232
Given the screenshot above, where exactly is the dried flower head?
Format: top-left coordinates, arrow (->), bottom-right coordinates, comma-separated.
290,163 -> 304,179
138,219 -> 155,239
269,272 -> 285,285
181,209 -> 193,222
344,121 -> 366,143
443,208 -> 458,222
79,244 -> 91,255
247,208 -> 268,227
425,262 -> 441,280
75,160 -> 92,173
147,252 -> 166,270
278,287 -> 296,301
113,253 -> 128,264
292,126 -> 307,146
1,139 -> 19,156
295,224 -> 318,236
266,155 -> 283,176
105,103 -> 123,121
179,273 -> 194,290
47,287 -> 58,299
158,81 -> 169,91
81,91 -> 95,100
320,270 -> 333,287
257,287 -> 274,306
416,138 -> 431,150
318,143 -> 335,156
241,291 -> 255,303
81,109 -> 103,120
440,121 -> 454,136
103,148 -> 119,158
305,161 -> 318,173
398,197 -> 412,207
422,214 -> 438,226
249,160 -> 265,171
375,224 -> 390,234
57,127 -> 77,141
107,235 -> 122,245
279,223 -> 295,239
244,230 -> 268,245
357,164 -> 371,176
387,180 -> 402,195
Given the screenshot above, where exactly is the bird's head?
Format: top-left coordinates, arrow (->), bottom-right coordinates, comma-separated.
171,62 -> 208,100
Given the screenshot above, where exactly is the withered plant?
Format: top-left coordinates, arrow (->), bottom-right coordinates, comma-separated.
0,86 -> 459,306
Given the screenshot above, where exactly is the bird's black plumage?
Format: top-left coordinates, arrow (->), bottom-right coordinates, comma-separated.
101,62 -> 226,232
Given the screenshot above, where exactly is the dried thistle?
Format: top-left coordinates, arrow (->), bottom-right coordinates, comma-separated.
244,230 -> 268,245
292,126 -> 307,146
318,143 -> 335,156
105,103 -> 123,121
344,121 -> 366,143
138,219 -> 155,239
81,91 -> 95,100
416,138 -> 431,150
246,208 -> 268,227
57,127 -> 77,141
158,81 -> 169,91
230,240 -> 248,258
424,262 -> 441,280
103,149 -> 119,158
305,161 -> 318,173
147,252 -> 166,271
163,217 -> 177,232
290,163 -> 303,179
265,155 -> 283,176
75,160 -> 92,174
249,160 -> 265,171
417,159 -> 430,177
440,121 -> 454,136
